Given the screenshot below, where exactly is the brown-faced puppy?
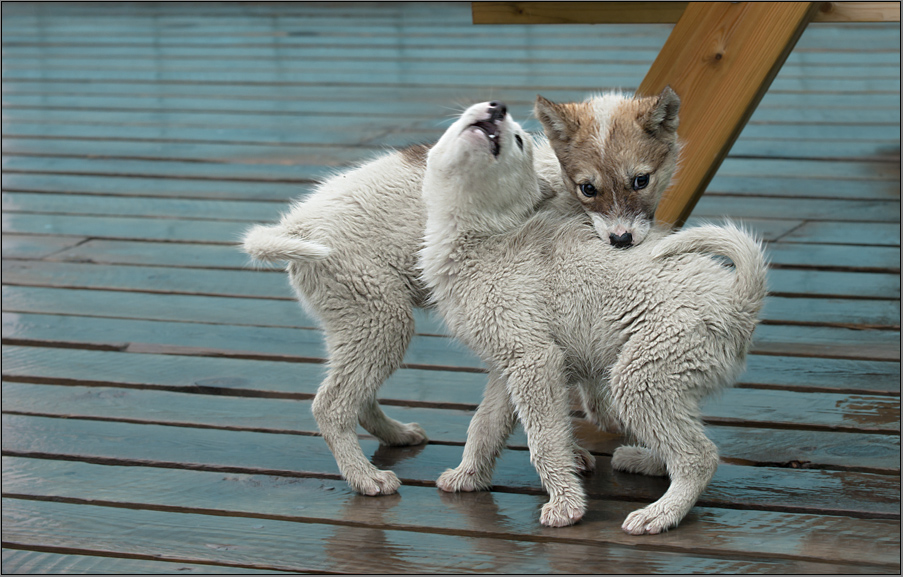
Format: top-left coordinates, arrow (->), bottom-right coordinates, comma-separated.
535,87 -> 680,248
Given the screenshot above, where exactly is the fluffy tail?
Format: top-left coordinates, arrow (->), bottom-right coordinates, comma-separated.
651,222 -> 767,315
241,223 -> 331,263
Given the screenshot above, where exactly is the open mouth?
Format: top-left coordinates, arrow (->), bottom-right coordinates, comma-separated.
469,120 -> 501,156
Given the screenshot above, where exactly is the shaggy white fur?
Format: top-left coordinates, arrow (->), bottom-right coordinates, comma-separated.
240,91 -> 681,500
420,103 -> 767,533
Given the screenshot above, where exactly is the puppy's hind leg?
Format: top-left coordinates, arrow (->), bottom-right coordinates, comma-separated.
359,398 -> 428,447
611,445 -> 668,477
312,286 -> 419,496
610,353 -> 718,534
437,367 -> 517,493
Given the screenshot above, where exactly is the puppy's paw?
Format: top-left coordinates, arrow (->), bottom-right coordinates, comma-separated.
381,422 -> 429,447
573,443 -> 596,475
436,466 -> 493,493
621,504 -> 681,535
540,493 -> 586,528
612,445 -> 668,477
348,469 -> 402,497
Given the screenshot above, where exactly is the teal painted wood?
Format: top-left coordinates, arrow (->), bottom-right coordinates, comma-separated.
0,157 -> 353,185
0,234 -> 87,260
3,344 -> 899,401
2,132 -> 898,163
780,221 -> 901,246
3,382 -> 898,465
693,196 -> 901,223
3,64 -> 899,100
1,173 -> 307,200
0,311 -> 484,369
0,213 -> 803,243
761,296 -> 900,329
0,285 -> 440,335
740,354 -> 900,395
3,232 -> 899,275
2,298 -> 899,363
3,282 -> 898,334
2,192 -> 286,222
1,549 -> 281,575
2,67 -> 897,95
0,138 -> 376,168
5,499 -> 887,575
3,117 -> 900,150
1,92 -> 897,144
767,268 -> 900,299
3,91 -> 900,123
764,243 -> 901,272
0,122 -> 414,149
6,258 -> 900,301
3,79 -> 900,110
1,213 -> 250,243
0,345 -> 490,404
4,56 -> 900,87
2,415 -> 899,517
705,175 -> 901,200
7,190 -> 898,225
5,235 -> 898,274
5,169 -> 896,208
4,458 -> 900,568
7,239 -> 257,269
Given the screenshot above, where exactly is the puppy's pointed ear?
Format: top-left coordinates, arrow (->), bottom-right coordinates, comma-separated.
642,85 -> 680,136
535,95 -> 578,144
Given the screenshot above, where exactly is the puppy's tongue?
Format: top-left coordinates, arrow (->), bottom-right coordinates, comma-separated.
470,120 -> 501,156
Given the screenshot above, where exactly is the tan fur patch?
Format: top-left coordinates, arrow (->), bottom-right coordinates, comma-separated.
399,143 -> 431,168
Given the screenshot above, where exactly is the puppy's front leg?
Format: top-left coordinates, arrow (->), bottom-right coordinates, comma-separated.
437,367 -> 516,492
505,345 -> 586,528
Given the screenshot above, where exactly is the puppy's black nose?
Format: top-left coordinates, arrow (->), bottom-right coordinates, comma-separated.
609,231 -> 633,248
488,101 -> 507,121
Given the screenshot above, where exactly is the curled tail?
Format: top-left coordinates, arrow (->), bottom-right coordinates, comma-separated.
241,223 -> 331,263
651,222 -> 767,315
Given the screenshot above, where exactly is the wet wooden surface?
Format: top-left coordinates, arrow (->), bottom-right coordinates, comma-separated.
1,2 -> 900,574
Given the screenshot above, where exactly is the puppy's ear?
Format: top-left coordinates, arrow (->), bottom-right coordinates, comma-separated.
535,95 -> 578,144
642,85 -> 680,136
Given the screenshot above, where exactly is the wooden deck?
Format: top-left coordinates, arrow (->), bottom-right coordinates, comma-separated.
1,2 -> 900,573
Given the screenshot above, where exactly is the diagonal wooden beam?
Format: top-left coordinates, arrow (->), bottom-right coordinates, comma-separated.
637,2 -> 822,227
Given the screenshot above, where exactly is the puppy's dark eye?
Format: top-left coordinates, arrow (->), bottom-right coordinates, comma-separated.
579,182 -> 597,197
633,174 -> 650,190
515,133 -> 524,151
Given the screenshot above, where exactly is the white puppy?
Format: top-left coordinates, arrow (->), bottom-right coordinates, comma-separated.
420,102 -> 767,534
242,91 -> 682,498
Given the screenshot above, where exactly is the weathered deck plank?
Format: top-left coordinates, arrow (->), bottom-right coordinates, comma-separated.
3,268 -> 900,327
3,458 -> 900,569
6,498 -> 890,574
2,1 -> 899,573
4,381 -> 899,467
2,415 -> 899,518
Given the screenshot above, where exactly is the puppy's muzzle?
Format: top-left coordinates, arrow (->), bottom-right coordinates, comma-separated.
487,101 -> 507,122
609,231 -> 633,249
469,101 -> 507,156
